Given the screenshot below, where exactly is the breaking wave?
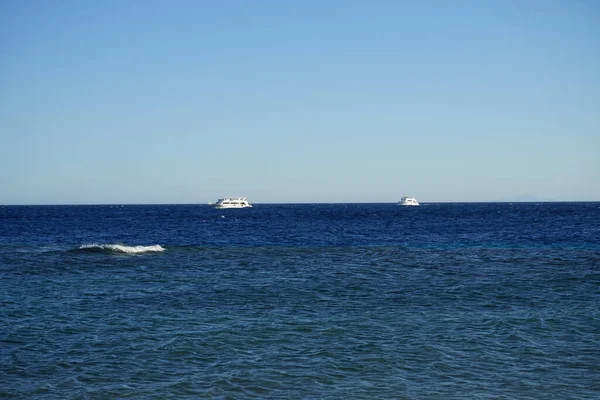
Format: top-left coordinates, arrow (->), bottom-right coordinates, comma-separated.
77,244 -> 166,254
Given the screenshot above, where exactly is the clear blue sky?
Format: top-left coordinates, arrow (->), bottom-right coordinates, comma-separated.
1,0 -> 598,204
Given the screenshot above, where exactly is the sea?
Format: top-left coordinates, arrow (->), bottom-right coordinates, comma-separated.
1,202 -> 599,399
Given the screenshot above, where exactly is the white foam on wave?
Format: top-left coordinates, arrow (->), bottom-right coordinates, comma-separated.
79,244 -> 166,254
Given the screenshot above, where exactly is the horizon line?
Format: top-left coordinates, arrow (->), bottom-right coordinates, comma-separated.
2,200 -> 599,206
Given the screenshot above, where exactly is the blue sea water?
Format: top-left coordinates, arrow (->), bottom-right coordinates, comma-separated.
1,202 -> 599,399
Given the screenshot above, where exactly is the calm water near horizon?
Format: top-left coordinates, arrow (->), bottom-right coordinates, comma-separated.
1,202 -> 599,399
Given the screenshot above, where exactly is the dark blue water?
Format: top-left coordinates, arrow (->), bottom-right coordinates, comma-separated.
1,203 -> 599,399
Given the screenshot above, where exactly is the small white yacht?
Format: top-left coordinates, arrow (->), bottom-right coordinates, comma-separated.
399,196 -> 420,206
213,197 -> 252,209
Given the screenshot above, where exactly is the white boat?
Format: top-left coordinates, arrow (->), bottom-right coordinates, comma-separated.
213,197 -> 252,209
399,196 -> 419,206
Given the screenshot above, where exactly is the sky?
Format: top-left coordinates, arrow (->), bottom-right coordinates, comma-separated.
1,0 -> 598,204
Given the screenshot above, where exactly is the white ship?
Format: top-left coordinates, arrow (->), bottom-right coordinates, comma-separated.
213,197 -> 252,209
398,196 -> 419,206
